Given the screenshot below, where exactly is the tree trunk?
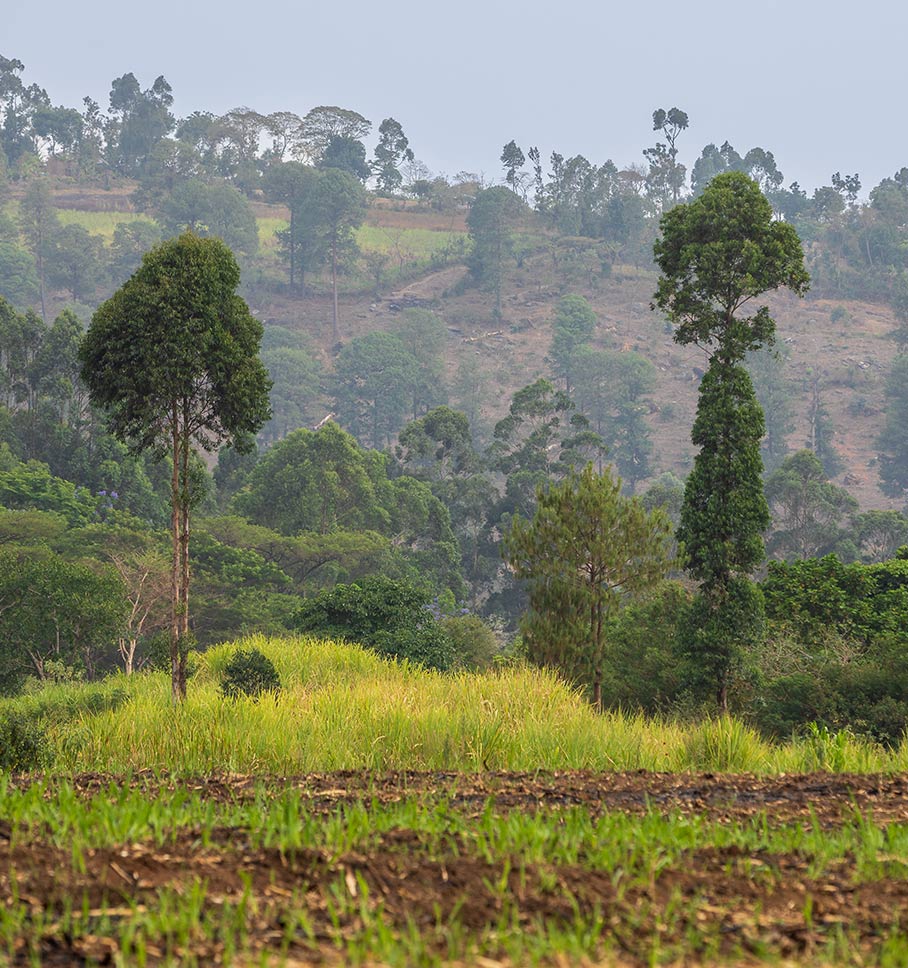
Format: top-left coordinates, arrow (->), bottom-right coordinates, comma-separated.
176,403 -> 191,700
717,675 -> 728,713
331,239 -> 339,343
289,209 -> 295,290
170,407 -> 182,703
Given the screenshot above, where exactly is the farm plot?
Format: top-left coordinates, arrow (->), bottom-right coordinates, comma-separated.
4,771 -> 908,965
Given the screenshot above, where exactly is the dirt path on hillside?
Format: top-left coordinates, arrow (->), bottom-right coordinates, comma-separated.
388,265 -> 468,302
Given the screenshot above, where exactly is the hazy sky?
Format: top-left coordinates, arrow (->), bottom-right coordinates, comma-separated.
7,0 -> 907,193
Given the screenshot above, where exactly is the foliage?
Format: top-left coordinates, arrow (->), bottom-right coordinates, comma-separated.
505,464 -> 673,707
467,186 -> 525,315
0,709 -> 50,771
877,353 -> 908,497
79,232 -> 271,700
654,172 -> 809,710
332,331 -> 419,447
292,577 -> 455,670
220,647 -> 282,700
653,171 -> 809,360
0,549 -> 127,694
764,450 -> 858,560
548,294 -> 596,393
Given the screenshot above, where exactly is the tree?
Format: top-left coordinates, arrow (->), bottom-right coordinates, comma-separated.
158,178 -> 258,256
332,331 -> 419,447
505,464 -> 672,709
467,187 -> 525,317
18,178 -> 59,320
373,118 -> 414,194
572,348 -> 656,488
263,161 -> 324,290
500,141 -> 526,194
0,550 -> 127,689
746,345 -> 794,471
105,73 -> 175,175
765,450 -> 858,560
314,168 -> 367,341
653,171 -> 809,709
878,354 -> 908,497
46,223 -> 105,302
299,106 -> 371,163
548,294 -> 596,394
320,135 -> 371,181
79,233 -> 271,701
645,107 -> 689,207
390,308 -> 448,418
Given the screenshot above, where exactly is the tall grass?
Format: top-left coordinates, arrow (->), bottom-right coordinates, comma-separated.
3,635 -> 904,775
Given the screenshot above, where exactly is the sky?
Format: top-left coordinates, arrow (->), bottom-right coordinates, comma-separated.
7,0 -> 907,193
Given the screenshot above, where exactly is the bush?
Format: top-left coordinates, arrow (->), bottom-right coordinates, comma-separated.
0,711 -> 51,772
292,576 -> 456,671
220,648 -> 282,700
440,614 -> 499,670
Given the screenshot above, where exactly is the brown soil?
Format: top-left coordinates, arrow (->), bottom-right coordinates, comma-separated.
4,772 -> 908,965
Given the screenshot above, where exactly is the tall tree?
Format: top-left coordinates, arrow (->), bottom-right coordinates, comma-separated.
18,178 -> 59,320
548,294 -> 596,394
646,107 -> 689,206
653,171 -> 809,709
373,118 -> 414,194
467,187 -> 524,317
299,106 -> 371,163
263,161 -> 324,290
79,233 -> 271,701
314,168 -> 367,341
500,140 -> 526,195
505,464 -> 672,709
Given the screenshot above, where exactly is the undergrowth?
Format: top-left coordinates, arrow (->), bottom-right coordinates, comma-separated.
1,635 -> 906,775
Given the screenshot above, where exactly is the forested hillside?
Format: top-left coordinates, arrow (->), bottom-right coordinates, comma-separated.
4,52 -> 908,732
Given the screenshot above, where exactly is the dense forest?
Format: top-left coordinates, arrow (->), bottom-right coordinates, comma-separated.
4,52 -> 908,742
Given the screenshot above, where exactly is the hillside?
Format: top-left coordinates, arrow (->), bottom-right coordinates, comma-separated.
29,181 -> 903,511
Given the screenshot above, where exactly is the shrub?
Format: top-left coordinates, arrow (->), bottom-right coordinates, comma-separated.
0,711 -> 51,772
292,576 -> 455,671
220,648 -> 282,700
440,614 -> 499,670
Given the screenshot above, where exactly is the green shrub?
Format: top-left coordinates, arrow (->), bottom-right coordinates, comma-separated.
292,577 -> 455,671
220,648 -> 282,700
0,711 -> 51,772
440,615 -> 499,670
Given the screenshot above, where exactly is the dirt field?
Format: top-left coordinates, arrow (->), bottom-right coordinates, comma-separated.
5,771 -> 908,965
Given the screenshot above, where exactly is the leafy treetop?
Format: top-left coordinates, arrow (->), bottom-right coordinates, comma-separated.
653,171 -> 809,361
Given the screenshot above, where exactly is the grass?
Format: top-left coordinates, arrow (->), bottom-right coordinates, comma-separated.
3,777 -> 908,964
2,634 -> 905,775
5,636 -> 908,964
53,209 -> 155,240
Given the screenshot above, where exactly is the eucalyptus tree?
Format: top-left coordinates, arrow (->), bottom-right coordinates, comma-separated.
79,233 -> 271,700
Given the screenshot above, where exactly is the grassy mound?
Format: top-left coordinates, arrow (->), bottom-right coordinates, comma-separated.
1,635 -> 906,774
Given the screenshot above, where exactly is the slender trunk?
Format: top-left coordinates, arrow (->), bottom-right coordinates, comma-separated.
289,209 -> 295,290
37,241 -> 46,322
170,405 -> 182,703
717,676 -> 728,713
177,402 -> 191,700
331,239 -> 339,342
592,597 -> 604,713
